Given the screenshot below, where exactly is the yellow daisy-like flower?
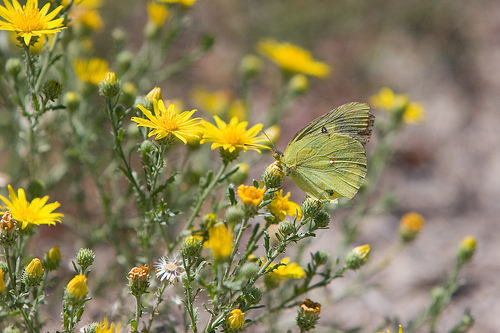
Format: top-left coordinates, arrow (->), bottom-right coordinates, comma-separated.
191,86 -> 231,116
0,185 -> 63,229
201,116 -> 270,154
74,58 -> 109,85
269,190 -> 302,222
96,318 -> 121,333
257,38 -> 330,78
403,101 -> 425,124
204,223 -> 233,260
132,99 -> 202,144
0,0 -> 65,46
370,87 -> 408,111
237,184 -> 265,206
268,257 -> 305,279
147,2 -> 170,27
159,0 -> 198,7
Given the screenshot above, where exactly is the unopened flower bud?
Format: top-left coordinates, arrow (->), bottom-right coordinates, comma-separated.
23,258 -> 43,287
202,213 -> 219,229
279,220 -> 295,237
262,161 -> 285,189
116,50 -> 133,73
239,54 -> 262,80
399,212 -> 424,243
226,205 -> 245,225
146,86 -> 163,102
0,268 -> 5,294
223,309 -> 245,333
43,79 -> 62,100
457,236 -> 476,264
240,262 -> 259,279
287,74 -> 309,95
245,286 -> 263,304
312,250 -> 329,266
313,210 -> 330,228
5,58 -> 21,78
229,163 -> 250,185
181,235 -> 203,260
296,298 -> 321,332
44,246 -> 61,271
98,72 -> 120,98
65,274 -> 88,305
76,248 -> 95,270
301,197 -> 323,220
345,244 -> 370,270
64,91 -> 81,112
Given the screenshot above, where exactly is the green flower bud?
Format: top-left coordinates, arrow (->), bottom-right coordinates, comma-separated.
239,262 -> 259,279
64,91 -> 81,112
312,250 -> 329,266
238,54 -> 262,80
262,161 -> 285,189
181,235 -> 203,260
121,82 -> 137,107
116,50 -> 133,73
345,244 -> 370,270
44,246 -> 61,271
245,286 -> 263,305
76,248 -> 95,270
457,236 -> 476,264
225,205 -> 245,225
228,163 -> 250,185
27,180 -> 44,198
111,28 -> 127,49
23,258 -> 44,287
202,213 -> 219,229
296,298 -> 321,332
313,210 -> 330,228
279,220 -> 295,237
114,105 -> 125,119
98,72 -> 121,98
301,197 -> 323,220
2,325 -> 21,333
42,79 -> 62,100
5,58 -> 21,78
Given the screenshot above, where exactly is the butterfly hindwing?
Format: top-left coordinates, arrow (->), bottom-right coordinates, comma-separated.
282,132 -> 367,201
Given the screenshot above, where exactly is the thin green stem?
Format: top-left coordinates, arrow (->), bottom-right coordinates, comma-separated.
146,282 -> 168,332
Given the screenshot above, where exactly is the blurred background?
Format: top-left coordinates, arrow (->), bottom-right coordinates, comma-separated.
7,0 -> 499,331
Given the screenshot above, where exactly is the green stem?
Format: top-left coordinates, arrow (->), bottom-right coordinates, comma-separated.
146,282 -> 168,332
133,294 -> 142,333
169,161 -> 228,252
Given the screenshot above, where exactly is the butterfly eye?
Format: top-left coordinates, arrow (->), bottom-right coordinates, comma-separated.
321,126 -> 328,134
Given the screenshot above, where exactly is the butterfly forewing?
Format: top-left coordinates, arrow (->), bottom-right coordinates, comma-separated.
288,102 -> 374,147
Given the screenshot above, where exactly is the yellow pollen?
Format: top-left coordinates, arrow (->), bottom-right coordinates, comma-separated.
14,8 -> 43,32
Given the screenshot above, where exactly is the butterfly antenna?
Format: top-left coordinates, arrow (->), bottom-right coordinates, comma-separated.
261,129 -> 278,153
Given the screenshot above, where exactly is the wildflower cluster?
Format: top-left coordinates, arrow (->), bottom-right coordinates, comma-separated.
0,0 -> 477,332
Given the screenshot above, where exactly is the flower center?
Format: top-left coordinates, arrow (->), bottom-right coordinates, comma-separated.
161,114 -> 180,132
223,125 -> 243,145
14,7 -> 43,32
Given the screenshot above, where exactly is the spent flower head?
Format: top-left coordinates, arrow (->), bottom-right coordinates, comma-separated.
296,298 -> 321,332
0,0 -> 65,46
0,185 -> 63,229
257,38 -> 330,78
269,190 -> 302,222
155,256 -> 184,284
132,99 -> 202,145
128,264 -> 150,295
200,116 -> 270,161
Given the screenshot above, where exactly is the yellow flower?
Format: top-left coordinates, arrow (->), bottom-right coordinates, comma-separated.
457,235 -> 476,263
370,87 -> 408,111
147,2 -> 170,27
74,58 -> 109,85
237,185 -> 265,206
269,190 -> 302,222
191,86 -> 231,116
201,116 -> 270,154
399,212 -> 424,243
403,101 -> 425,124
204,223 -> 233,260
226,309 -> 245,330
0,0 -> 65,46
379,325 -> 403,333
62,0 -> 103,31
96,318 -> 121,333
227,100 -> 247,121
66,274 -> 87,299
0,185 -> 63,229
0,268 -> 4,294
269,257 -> 305,279
132,99 -> 202,144
159,0 -> 198,7
257,38 -> 330,78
